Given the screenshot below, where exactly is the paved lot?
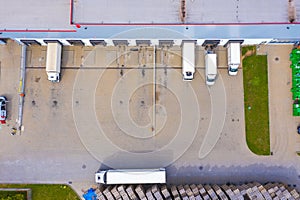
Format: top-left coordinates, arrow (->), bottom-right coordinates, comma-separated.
258,44 -> 300,157
0,40 -> 21,134
0,41 -> 300,197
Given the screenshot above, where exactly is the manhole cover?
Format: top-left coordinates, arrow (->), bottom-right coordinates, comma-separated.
52,100 -> 58,107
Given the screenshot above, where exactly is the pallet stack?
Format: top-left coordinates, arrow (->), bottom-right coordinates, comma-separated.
95,182 -> 300,200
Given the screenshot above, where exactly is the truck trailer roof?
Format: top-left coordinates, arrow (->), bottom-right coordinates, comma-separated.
205,53 -> 217,75
46,42 -> 62,73
228,43 -> 241,64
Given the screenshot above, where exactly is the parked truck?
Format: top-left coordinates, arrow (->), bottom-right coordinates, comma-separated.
227,42 -> 241,76
46,42 -> 62,82
95,168 -> 166,185
205,52 -> 217,85
182,41 -> 195,81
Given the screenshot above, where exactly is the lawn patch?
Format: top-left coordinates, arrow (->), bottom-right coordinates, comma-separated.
243,46 -> 270,155
0,184 -> 79,200
0,190 -> 27,200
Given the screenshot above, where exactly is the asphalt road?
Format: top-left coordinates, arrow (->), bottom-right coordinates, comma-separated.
0,41 -> 299,197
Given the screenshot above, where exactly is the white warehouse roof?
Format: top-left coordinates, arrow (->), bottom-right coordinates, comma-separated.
73,0 -> 297,25
1,0 -> 300,31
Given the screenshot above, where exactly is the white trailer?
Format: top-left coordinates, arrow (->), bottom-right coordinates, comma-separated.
95,168 -> 166,185
205,53 -> 217,86
46,42 -> 62,82
182,41 -> 195,81
227,43 -> 241,76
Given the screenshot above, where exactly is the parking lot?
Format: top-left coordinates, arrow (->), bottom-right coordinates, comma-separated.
0,40 -> 300,194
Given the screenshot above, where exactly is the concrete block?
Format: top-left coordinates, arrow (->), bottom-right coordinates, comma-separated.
191,184 -> 200,196
171,185 -> 180,198
184,184 -> 194,198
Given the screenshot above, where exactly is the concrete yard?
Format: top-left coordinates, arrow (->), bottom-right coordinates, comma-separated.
0,41 -> 300,196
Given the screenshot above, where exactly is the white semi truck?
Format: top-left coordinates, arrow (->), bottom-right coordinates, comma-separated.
205,52 -> 217,86
46,42 -> 62,82
182,41 -> 195,81
227,42 -> 241,76
95,168 -> 166,185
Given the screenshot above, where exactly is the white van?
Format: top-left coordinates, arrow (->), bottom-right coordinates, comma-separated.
182,41 -> 195,81
95,168 -> 166,185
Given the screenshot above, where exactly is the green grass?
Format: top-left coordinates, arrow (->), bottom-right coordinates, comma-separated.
242,45 -> 256,56
0,191 -> 26,200
243,46 -> 270,155
0,184 -> 80,200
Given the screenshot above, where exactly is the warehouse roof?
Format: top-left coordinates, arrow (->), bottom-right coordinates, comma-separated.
1,0 -> 299,31
73,0 -> 297,25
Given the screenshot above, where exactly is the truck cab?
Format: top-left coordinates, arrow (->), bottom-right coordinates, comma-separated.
228,65 -> 239,75
47,73 -> 60,82
95,171 -> 106,184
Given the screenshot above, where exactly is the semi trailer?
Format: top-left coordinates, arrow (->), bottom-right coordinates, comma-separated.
227,42 -> 241,76
182,41 -> 195,81
95,168 -> 166,185
205,52 -> 217,85
46,42 -> 62,82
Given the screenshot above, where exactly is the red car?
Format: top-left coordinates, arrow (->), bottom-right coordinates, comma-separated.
0,96 -> 7,124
